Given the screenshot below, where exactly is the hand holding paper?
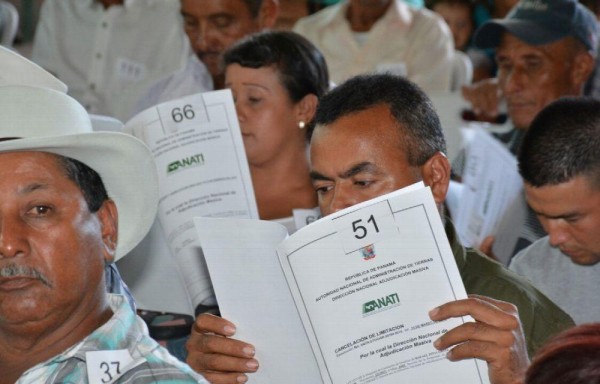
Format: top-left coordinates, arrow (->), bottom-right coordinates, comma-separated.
430,295 -> 529,384
186,314 -> 258,384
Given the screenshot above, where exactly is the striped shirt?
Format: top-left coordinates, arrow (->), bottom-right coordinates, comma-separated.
17,294 -> 207,384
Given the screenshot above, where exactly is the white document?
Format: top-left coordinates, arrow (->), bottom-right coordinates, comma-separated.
196,183 -> 489,384
125,90 -> 259,309
455,127 -> 524,262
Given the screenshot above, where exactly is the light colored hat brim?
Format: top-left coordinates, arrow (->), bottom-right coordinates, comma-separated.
0,46 -> 68,92
0,85 -> 157,261
0,133 -> 158,261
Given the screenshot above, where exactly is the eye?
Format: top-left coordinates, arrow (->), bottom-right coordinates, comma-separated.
354,180 -> 373,188
248,96 -> 262,105
564,216 -> 580,224
212,15 -> 234,29
183,17 -> 197,30
27,205 -> 53,217
314,184 -> 333,195
497,61 -> 512,73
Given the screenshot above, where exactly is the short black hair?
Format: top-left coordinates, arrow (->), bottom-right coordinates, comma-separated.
242,0 -> 262,17
518,97 -> 600,188
223,30 -> 329,102
313,73 -> 446,166
223,30 -> 329,137
57,155 -> 110,213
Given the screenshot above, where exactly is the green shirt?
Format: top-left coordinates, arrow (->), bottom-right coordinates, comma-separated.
447,222 -> 574,357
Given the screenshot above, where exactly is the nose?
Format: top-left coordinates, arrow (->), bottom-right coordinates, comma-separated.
234,99 -> 246,123
191,21 -> 218,54
0,215 -> 28,259
327,186 -> 357,215
502,66 -> 526,95
545,220 -> 570,248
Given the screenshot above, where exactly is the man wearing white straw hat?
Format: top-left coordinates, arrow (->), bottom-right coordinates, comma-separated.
0,48 -> 208,383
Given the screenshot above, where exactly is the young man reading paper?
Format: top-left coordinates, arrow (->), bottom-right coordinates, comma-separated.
185,74 -> 573,384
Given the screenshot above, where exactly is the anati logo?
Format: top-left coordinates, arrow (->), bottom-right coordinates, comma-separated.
167,153 -> 205,174
363,293 -> 401,316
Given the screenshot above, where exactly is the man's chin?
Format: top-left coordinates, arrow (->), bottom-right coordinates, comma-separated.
507,106 -> 537,130
561,249 -> 600,266
198,53 -> 221,78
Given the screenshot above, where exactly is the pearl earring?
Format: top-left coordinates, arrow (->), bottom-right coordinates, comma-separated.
298,120 -> 306,129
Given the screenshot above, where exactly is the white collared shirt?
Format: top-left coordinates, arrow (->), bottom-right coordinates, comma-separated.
32,0 -> 191,121
293,0 -> 454,92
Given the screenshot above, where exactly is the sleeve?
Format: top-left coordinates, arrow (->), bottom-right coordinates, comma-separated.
31,0 -> 57,74
406,12 -> 454,92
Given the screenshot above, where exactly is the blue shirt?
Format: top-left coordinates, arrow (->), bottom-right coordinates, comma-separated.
17,294 -> 208,383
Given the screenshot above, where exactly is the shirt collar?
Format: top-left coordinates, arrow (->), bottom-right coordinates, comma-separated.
329,0 -> 412,33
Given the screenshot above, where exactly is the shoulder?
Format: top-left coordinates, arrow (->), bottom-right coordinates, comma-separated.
133,0 -> 180,11
510,236 -> 554,268
116,359 -> 207,383
135,57 -> 211,113
461,247 -> 574,355
37,0 -> 74,19
293,3 -> 343,33
407,6 -> 451,35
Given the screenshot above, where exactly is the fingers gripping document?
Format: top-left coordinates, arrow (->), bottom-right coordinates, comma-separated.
195,183 -> 489,384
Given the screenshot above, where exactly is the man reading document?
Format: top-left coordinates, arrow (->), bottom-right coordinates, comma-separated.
186,74 -> 572,384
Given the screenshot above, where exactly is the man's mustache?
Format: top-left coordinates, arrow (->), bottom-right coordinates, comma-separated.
0,264 -> 51,287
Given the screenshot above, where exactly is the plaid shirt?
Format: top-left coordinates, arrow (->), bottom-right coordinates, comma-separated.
17,294 -> 207,384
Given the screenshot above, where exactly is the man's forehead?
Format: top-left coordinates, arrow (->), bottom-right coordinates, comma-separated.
312,105 -> 401,148
181,0 -> 254,16
0,152 -> 78,195
0,151 -> 64,174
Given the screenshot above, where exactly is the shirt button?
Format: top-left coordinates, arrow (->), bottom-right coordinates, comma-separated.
102,21 -> 108,28
90,83 -> 96,90
96,53 -> 102,59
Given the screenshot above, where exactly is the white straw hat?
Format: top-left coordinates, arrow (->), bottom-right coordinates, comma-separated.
0,48 -> 158,261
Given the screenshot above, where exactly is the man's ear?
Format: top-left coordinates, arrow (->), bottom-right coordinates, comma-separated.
96,200 -> 118,263
295,93 -> 318,125
420,152 -> 450,205
571,51 -> 595,90
258,0 -> 279,29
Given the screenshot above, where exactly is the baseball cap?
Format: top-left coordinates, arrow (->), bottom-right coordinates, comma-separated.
474,0 -> 599,53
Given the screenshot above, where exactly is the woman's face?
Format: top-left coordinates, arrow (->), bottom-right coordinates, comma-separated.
433,2 -> 473,51
226,63 -> 304,166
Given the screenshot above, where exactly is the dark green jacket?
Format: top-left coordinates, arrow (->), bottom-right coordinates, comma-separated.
447,222 -> 574,357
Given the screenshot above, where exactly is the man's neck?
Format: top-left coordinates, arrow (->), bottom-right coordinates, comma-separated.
0,295 -> 113,383
212,73 -> 226,91
346,0 -> 392,32
99,0 -> 124,10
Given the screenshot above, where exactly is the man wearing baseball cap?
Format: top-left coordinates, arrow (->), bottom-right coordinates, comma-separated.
0,47 -> 207,383
464,0 -> 597,126
460,0 -> 597,257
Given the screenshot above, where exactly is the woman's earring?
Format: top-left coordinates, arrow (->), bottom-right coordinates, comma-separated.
298,120 -> 306,129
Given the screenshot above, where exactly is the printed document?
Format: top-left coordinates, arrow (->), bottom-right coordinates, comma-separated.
454,127 -> 524,263
125,90 -> 258,309
196,183 -> 489,383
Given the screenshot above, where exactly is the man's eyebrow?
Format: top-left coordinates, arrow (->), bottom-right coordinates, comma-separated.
309,170 -> 332,182
18,183 -> 49,195
340,162 -> 378,179
310,162 -> 379,182
533,209 -> 580,220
